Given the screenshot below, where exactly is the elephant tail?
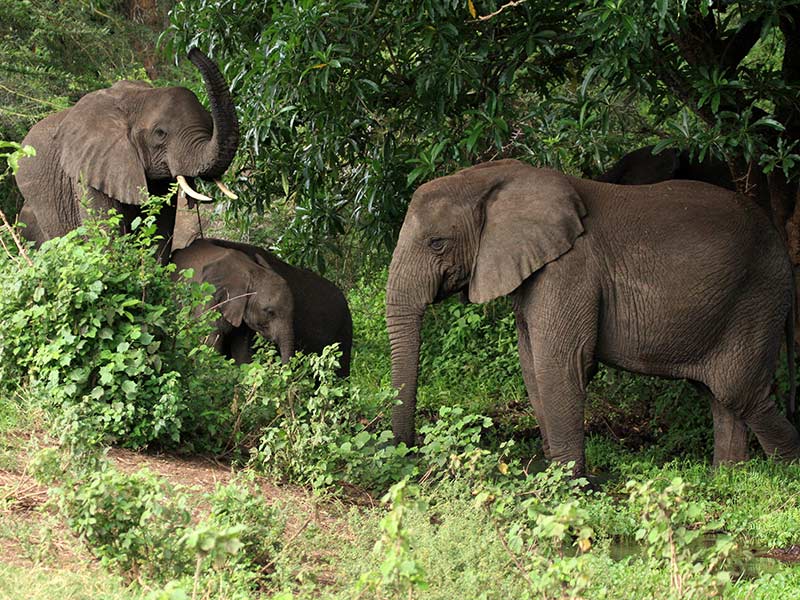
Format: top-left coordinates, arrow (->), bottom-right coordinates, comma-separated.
787,271 -> 797,422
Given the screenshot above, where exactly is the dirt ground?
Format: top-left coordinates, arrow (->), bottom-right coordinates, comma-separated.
0,445 -> 365,579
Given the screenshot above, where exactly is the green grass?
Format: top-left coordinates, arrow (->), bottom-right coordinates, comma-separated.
0,564 -> 145,600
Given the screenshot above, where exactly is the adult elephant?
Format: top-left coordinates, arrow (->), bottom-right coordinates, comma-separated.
594,145 -> 735,189
172,239 -> 295,364
15,49 -> 239,261
178,239 -> 353,377
387,159 -> 800,474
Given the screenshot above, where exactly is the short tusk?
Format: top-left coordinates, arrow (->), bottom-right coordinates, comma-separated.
176,175 -> 212,202
214,179 -> 238,200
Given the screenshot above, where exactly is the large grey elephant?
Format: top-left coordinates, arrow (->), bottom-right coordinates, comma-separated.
387,159 -> 800,474
174,239 -> 353,377
172,239 -> 295,364
14,49 -> 239,261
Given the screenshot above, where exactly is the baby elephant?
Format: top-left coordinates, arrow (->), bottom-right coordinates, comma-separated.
172,239 -> 352,376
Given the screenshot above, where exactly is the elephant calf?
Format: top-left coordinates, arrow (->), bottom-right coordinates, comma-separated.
172,239 -> 352,377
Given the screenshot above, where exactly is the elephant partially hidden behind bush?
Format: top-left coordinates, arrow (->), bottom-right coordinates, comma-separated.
386,159 -> 800,474
15,49 -> 239,262
172,239 -> 352,377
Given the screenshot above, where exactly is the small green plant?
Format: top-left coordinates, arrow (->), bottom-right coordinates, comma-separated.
181,522 -> 245,599
356,477 -> 428,598
246,344 -> 410,491
59,464 -> 193,581
627,477 -> 734,598
204,474 -> 286,570
474,462 -> 596,599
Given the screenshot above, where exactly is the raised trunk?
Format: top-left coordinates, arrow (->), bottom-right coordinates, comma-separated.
386,307 -> 423,447
187,49 -> 240,179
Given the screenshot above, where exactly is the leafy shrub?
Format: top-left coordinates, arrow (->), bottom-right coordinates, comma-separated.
59,464 -> 193,580
418,296 -> 522,416
204,474 -> 286,571
246,344 -> 412,491
356,477 -> 428,598
627,477 -> 734,598
0,198 -> 241,452
473,461 -> 596,599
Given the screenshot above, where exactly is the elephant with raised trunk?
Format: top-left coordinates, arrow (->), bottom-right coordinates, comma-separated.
175,239 -> 353,377
172,240 -> 294,364
387,159 -> 800,474
15,49 -> 239,261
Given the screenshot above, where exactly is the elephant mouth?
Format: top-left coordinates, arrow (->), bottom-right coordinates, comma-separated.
146,175 -> 237,209
175,175 -> 237,204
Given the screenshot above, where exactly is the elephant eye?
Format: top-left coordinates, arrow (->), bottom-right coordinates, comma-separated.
429,237 -> 446,252
153,127 -> 167,140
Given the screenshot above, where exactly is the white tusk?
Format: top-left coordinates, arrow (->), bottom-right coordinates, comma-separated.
214,179 -> 238,200
176,175 -> 212,202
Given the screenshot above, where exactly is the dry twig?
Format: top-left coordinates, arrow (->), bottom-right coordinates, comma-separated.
0,208 -> 33,266
476,0 -> 529,21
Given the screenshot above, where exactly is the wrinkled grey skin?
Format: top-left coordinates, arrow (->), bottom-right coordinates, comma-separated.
387,159 -> 800,474
177,239 -> 353,377
171,240 -> 295,364
15,49 -> 239,262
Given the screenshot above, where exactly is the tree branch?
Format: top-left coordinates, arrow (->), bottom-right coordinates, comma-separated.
477,0 -> 529,22
720,17 -> 764,71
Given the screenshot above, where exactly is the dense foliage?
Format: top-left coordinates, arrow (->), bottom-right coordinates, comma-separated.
3,2 -> 800,599
163,0 -> 800,267
0,197 -> 241,451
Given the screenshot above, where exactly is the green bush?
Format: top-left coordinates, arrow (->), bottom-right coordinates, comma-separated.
205,474 -> 286,571
59,464 -> 193,580
0,197 -> 245,452
246,344 -> 412,491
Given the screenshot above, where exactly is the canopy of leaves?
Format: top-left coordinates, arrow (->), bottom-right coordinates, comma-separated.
164,1 -> 800,267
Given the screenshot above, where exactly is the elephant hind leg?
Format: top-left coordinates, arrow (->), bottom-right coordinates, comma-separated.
712,375 -> 800,461
709,397 -> 749,465
744,399 -> 800,460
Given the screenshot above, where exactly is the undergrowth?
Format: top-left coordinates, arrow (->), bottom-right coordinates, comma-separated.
0,181 -> 798,598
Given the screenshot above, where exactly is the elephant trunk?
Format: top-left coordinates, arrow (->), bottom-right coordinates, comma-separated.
386,308 -> 423,447
278,333 -> 295,365
386,246 -> 439,446
187,48 -> 240,180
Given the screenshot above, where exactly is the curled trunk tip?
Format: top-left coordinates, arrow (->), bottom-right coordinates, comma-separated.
187,47 -> 240,180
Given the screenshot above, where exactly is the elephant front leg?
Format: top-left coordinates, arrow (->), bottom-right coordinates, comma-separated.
710,398 -> 749,465
531,351 -> 590,475
515,314 -> 551,460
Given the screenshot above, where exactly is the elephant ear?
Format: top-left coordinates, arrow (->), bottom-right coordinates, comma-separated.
58,81 -> 151,205
202,252 -> 250,328
468,166 -> 586,304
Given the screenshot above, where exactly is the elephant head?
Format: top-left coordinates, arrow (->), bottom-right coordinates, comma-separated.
386,159 -> 586,445
204,249 -> 296,364
16,48 -> 239,259
57,49 -> 239,205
